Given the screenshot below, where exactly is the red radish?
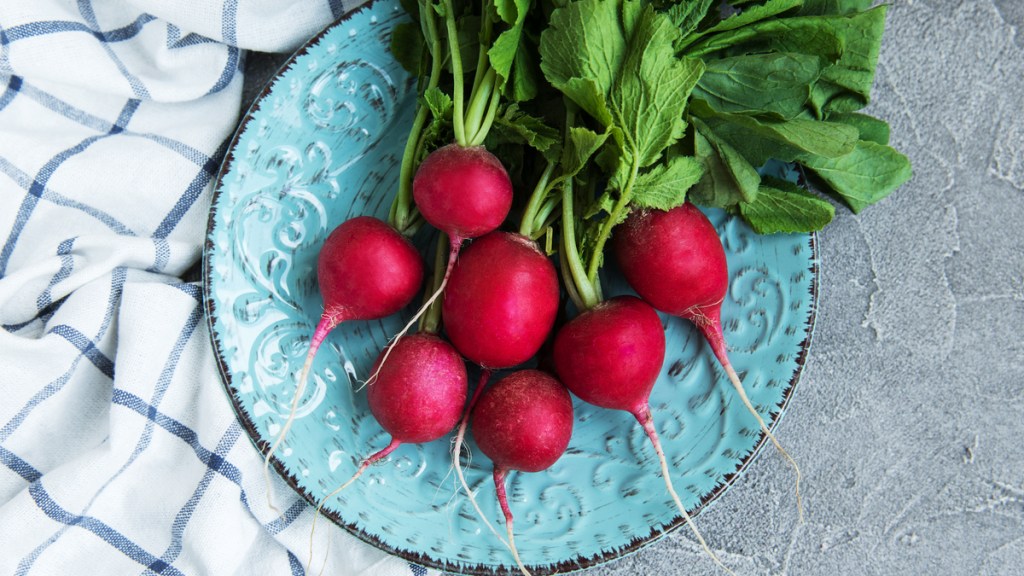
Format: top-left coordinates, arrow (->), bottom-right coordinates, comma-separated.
370,143 -> 513,378
318,331 -> 467,489
552,295 -> 733,574
612,203 -> 803,519
366,333 -> 468,447
263,216 -> 424,510
308,332 -> 467,571
414,143 -> 514,243
442,231 -> 560,369
440,231 -> 561,565
470,370 -> 574,576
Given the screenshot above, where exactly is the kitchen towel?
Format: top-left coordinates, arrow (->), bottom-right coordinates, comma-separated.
0,1 -> 439,574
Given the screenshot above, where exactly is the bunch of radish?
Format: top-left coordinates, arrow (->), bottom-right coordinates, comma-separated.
248,0 -> 863,574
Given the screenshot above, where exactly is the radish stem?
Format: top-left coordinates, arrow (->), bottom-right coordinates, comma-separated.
391,0 -> 443,234
442,0 -> 467,146
419,233 -> 449,334
363,238 -> 461,389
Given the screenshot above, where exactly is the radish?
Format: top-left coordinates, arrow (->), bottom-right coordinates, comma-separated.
439,230 -> 561,568
308,332 -> 467,572
552,295 -> 733,574
612,202 -> 803,519
371,143 -> 514,377
409,143 -> 513,316
441,231 -> 559,370
414,144 -> 514,244
263,216 -> 424,511
470,369 -> 574,576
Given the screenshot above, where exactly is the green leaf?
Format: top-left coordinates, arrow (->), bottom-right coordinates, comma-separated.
685,11 -> 845,62
608,7 -> 704,166
799,139 -> 912,212
620,0 -> 644,38
541,0 -> 703,168
665,0 -> 716,37
739,178 -> 836,233
809,6 -> 887,116
391,22 -> 425,74
540,0 -> 628,119
560,77 -> 614,126
509,43 -> 540,101
690,120 -> 761,207
797,0 -> 872,16
827,112 -> 890,145
489,105 -> 561,159
562,126 -> 610,178
488,0 -> 531,85
423,86 -> 453,118
419,88 -> 455,149
701,0 -> 804,36
492,0 -> 525,25
584,189 -> 616,219
693,52 -> 823,118
630,155 -> 704,210
694,103 -> 859,165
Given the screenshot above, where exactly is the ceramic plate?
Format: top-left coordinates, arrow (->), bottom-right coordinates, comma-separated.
202,1 -> 818,573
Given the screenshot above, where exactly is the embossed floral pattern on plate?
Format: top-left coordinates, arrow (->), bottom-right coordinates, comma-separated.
202,1 -> 819,574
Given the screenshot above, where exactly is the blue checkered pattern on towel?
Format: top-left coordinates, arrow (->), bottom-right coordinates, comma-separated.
0,1 -> 438,574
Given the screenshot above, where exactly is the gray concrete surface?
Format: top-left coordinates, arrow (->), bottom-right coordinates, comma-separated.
581,3 -> 1024,575
242,1 -> 1024,573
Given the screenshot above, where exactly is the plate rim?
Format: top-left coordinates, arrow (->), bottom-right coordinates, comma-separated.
200,1 -> 821,573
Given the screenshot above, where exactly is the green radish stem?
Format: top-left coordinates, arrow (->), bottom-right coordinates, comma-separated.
634,405 -> 735,576
464,68 -> 498,144
560,174 -> 600,309
469,0 -> 494,96
585,154 -> 639,286
442,0 -> 468,146
390,0 -> 443,234
519,162 -> 557,240
467,76 -> 502,146
419,233 -> 449,334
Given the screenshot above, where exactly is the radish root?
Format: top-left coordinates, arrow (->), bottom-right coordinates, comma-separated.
635,407 -> 735,576
493,468 -> 531,576
452,370 -> 510,548
698,317 -> 804,522
723,363 -> 804,523
362,240 -> 461,391
307,438 -> 402,575
264,314 -> 339,513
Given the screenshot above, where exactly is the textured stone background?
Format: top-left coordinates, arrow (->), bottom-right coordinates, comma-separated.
581,2 -> 1024,574
242,2 -> 1024,574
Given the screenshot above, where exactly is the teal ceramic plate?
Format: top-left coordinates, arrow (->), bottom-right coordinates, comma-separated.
203,1 -> 818,573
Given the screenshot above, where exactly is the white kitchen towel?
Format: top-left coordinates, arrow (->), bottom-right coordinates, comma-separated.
0,1 -> 440,574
